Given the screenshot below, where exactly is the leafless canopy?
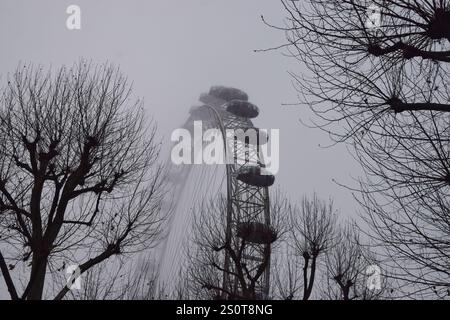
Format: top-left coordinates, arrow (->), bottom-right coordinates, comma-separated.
289,194 -> 337,300
186,193 -> 286,300
274,0 -> 450,297
269,194 -> 387,300
0,61 -> 166,300
324,224 -> 388,300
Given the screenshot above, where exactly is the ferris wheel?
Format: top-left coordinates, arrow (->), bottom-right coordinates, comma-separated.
158,86 -> 277,299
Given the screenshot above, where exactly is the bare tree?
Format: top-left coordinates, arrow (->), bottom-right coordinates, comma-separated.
271,244 -> 303,300
324,223 -> 390,300
185,190 -> 391,300
272,0 -> 450,297
0,61 -> 166,300
186,193 -> 285,300
289,194 -> 337,300
187,191 -> 345,301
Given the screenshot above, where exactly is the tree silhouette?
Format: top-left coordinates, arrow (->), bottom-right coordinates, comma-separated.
324,224 -> 388,300
0,61 -> 166,300
275,0 -> 450,297
289,194 -> 337,300
186,193 -> 285,300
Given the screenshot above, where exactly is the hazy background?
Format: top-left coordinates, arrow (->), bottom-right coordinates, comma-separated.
0,0 -> 360,231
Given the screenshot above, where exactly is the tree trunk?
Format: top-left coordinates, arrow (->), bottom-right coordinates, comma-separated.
27,256 -> 48,300
302,252 -> 311,300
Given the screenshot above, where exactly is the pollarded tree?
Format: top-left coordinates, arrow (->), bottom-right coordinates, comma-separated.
324,224 -> 389,300
0,61 -> 166,300
274,0 -> 450,296
289,194 -> 337,300
186,193 -> 286,300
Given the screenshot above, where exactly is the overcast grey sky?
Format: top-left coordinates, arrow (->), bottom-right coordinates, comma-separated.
0,0 -> 360,218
